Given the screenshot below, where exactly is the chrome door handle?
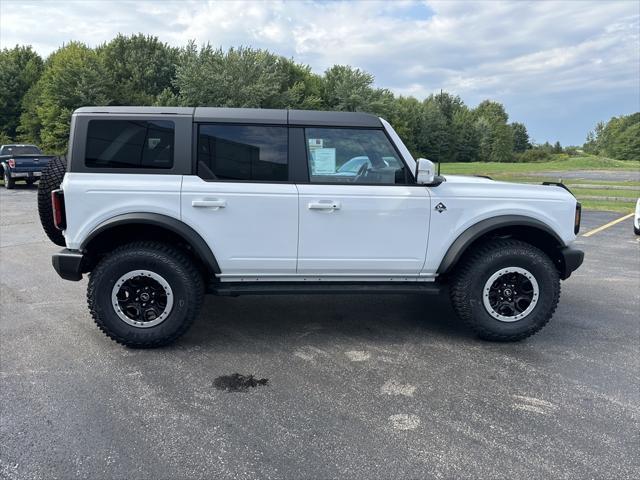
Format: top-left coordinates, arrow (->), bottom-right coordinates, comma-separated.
308,201 -> 340,210
192,199 -> 226,209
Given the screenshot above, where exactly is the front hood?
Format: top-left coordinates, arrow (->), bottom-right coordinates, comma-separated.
438,175 -> 575,201
442,174 -> 496,184
429,174 -> 579,248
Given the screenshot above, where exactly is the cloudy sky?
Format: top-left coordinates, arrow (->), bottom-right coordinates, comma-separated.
1,0 -> 638,145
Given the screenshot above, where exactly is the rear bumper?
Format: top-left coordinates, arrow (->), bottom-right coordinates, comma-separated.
8,171 -> 41,178
559,246 -> 584,280
52,249 -> 84,281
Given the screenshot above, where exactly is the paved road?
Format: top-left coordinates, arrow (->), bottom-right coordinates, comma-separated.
1,186 -> 638,480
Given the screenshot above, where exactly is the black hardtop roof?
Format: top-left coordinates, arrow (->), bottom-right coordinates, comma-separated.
73,106 -> 381,128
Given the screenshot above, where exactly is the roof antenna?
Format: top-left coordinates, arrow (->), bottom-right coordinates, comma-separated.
437,160 -> 441,176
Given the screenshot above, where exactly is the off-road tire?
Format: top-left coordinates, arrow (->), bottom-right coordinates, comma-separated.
450,239 -> 560,341
4,170 -> 15,189
37,155 -> 67,246
88,241 -> 204,348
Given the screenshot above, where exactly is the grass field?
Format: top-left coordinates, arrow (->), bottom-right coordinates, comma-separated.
441,155 -> 639,212
440,155 -> 639,175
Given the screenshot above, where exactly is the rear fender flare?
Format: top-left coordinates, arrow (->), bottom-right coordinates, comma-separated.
81,213 -> 220,274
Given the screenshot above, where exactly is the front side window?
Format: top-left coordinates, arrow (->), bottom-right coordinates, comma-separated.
197,124 -> 288,182
305,128 -> 407,184
85,120 -> 174,169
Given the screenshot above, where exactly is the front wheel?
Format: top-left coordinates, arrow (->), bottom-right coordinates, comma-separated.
88,242 -> 204,348
3,170 -> 15,189
450,239 -> 560,341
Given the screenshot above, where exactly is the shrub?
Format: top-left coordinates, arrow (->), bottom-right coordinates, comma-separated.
513,149 -> 551,162
564,146 -> 580,156
0,132 -> 12,145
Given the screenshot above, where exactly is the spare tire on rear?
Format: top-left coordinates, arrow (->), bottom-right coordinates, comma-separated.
38,155 -> 67,247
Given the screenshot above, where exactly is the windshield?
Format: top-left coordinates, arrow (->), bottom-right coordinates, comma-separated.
2,145 -> 41,155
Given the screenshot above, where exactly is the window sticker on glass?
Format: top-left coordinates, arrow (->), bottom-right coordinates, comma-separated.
310,148 -> 336,174
308,138 -> 323,151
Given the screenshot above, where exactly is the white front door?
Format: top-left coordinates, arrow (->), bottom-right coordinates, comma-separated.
296,127 -> 431,277
297,184 -> 430,276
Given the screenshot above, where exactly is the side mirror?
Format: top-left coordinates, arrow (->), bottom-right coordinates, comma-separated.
415,158 -> 435,184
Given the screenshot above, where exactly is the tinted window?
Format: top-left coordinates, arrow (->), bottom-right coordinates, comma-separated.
197,125 -> 288,181
2,145 -> 41,155
305,128 -> 406,184
86,120 -> 174,169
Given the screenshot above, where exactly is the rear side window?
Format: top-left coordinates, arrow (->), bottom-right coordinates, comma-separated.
85,120 -> 174,169
197,124 -> 288,182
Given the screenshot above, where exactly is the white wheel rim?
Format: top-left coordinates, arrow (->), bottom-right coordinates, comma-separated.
482,267 -> 539,323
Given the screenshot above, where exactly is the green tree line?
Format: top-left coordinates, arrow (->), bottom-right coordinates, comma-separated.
584,113 -> 639,160
1,35 -> 637,161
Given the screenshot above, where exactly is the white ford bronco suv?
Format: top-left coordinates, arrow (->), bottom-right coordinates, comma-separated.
38,106 -> 584,347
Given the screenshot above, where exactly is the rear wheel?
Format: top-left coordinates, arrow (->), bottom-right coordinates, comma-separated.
88,242 -> 204,348
37,155 -> 67,246
450,239 -> 560,341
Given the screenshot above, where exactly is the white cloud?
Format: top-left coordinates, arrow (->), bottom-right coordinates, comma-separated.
1,0 -> 638,144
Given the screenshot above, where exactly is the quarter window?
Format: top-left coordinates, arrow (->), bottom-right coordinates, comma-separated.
85,120 -> 174,169
304,128 -> 407,184
197,125 -> 288,181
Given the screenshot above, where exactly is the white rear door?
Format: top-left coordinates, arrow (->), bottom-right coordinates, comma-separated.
181,123 -> 298,277
181,178 -> 298,276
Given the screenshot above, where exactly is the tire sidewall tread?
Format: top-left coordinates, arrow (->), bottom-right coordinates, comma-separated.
4,170 -> 15,189
450,239 -> 560,342
87,241 -> 204,348
37,155 -> 67,246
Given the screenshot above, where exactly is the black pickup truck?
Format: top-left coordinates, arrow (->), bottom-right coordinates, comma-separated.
0,144 -> 56,189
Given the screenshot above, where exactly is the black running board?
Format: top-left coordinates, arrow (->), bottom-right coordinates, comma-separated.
210,281 -> 442,296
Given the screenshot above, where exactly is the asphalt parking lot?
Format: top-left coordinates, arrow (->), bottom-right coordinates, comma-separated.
1,186 -> 638,480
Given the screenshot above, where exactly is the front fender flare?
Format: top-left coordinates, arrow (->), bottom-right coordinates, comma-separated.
437,215 -> 565,274
81,212 -> 220,274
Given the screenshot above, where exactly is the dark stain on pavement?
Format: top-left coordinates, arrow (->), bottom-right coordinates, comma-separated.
213,373 -> 269,392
